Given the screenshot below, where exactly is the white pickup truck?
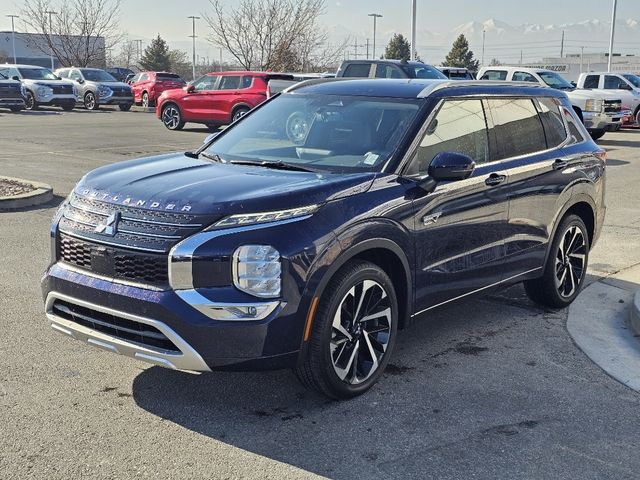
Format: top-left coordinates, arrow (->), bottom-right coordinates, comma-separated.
478,66 -> 624,140
576,72 -> 640,125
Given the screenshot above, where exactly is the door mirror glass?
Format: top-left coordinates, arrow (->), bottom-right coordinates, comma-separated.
427,151 -> 475,182
12,76 -> 19,81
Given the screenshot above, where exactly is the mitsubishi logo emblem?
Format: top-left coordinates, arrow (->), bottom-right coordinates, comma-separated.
94,212 -> 120,236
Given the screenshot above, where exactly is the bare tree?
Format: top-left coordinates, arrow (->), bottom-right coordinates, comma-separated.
21,0 -> 122,67
203,0 -> 344,72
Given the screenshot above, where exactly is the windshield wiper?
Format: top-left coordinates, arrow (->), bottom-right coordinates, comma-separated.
229,159 -> 317,172
184,151 -> 224,163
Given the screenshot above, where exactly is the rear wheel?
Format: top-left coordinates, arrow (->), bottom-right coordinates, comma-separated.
295,260 -> 398,399
635,107 -> 640,126
231,106 -> 250,122
206,124 -> 220,132
25,91 -> 38,110
119,103 -> 132,111
84,92 -> 99,110
161,103 -> 185,130
9,106 -> 22,112
61,102 -> 75,111
524,214 -> 589,308
590,130 -> 605,141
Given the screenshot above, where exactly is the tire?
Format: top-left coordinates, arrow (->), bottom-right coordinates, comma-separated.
590,130 -> 605,141
635,107 -> 640,126
25,91 -> 38,110
206,124 -> 220,132
524,214 -> 590,308
231,106 -> 250,122
61,103 -> 75,111
119,103 -> 132,111
161,103 -> 185,130
141,91 -> 150,108
84,92 -> 99,110
9,106 -> 23,112
295,260 -> 398,399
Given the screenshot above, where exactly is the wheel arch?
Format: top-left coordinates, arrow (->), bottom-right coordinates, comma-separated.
543,196 -> 596,267
230,102 -> 252,120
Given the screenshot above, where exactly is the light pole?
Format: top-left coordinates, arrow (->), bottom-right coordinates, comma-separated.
607,0 -> 618,72
45,10 -> 57,70
188,16 -> 200,81
368,13 -> 382,60
6,15 -> 18,64
410,0 -> 416,60
481,29 -> 486,66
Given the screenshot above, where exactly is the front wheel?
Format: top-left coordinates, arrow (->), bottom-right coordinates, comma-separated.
141,91 -> 150,108
84,92 -> 99,110
61,102 -> 75,111
295,260 -> 398,399
25,91 -> 38,110
161,103 -> 185,130
524,214 -> 590,308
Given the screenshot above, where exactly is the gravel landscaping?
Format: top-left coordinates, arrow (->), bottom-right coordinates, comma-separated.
0,178 -> 37,198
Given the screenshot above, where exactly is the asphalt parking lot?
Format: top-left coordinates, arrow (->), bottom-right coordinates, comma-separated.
2,108 -> 640,479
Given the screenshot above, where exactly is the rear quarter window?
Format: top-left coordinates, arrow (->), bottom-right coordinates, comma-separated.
480,70 -> 507,81
536,98 -> 567,148
343,63 -> 372,77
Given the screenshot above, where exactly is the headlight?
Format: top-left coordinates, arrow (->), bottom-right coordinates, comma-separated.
584,99 -> 604,112
98,85 -> 112,98
233,245 -> 281,298
37,85 -> 52,97
213,204 -> 319,228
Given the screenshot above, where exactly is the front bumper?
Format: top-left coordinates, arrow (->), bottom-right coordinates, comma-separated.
0,97 -> 25,108
42,262 -> 302,371
99,94 -> 134,106
583,111 -> 623,132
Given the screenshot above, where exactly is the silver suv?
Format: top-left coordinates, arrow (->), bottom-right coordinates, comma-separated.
56,67 -> 134,111
0,64 -> 77,111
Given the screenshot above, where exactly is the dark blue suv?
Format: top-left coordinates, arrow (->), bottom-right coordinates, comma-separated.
42,79 -> 606,398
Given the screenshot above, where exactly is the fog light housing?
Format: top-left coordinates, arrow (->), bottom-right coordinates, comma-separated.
233,245 -> 281,298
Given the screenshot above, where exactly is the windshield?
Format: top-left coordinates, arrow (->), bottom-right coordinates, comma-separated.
18,67 -> 58,80
401,64 -> 447,79
206,94 -> 421,173
622,74 -> 640,88
538,71 -> 573,90
81,69 -> 117,82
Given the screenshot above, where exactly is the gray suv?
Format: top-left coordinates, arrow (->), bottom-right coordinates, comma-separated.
56,68 -> 134,111
0,64 -> 77,111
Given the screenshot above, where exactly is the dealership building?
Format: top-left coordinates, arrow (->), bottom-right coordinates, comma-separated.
520,53 -> 640,82
0,31 -> 105,68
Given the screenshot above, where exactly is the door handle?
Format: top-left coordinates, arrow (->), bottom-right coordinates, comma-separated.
485,173 -> 506,186
552,159 -> 568,170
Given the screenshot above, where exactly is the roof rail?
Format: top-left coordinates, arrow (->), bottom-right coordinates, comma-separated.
417,80 -> 547,97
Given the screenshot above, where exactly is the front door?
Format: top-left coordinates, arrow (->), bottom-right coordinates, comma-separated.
183,75 -> 219,120
408,98 -> 510,314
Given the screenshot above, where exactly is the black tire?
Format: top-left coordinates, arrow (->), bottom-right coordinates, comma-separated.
119,103 -> 132,111
524,214 -> 590,308
590,130 -> 605,141
161,103 -> 185,130
142,91 -> 150,108
635,107 -> 640,126
61,103 -> 75,111
231,106 -> 250,122
295,260 -> 398,399
25,91 -> 38,110
206,124 -> 220,132
9,106 -> 23,112
84,91 -> 99,110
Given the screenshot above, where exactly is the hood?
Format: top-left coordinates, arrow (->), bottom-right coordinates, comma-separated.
567,89 -> 622,101
76,152 -> 376,216
88,81 -> 131,89
28,78 -> 74,86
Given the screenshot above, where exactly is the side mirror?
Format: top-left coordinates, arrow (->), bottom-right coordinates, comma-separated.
12,76 -> 20,81
186,84 -> 195,93
203,132 -> 219,144
427,151 -> 475,182
78,78 -> 84,84
570,81 -> 577,87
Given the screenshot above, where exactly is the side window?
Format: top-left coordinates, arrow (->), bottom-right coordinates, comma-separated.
240,76 -> 253,88
536,98 -> 567,148
139,73 -> 149,82
69,69 -> 82,81
480,70 -> 507,81
219,75 -> 241,90
406,99 -> 488,176
193,75 -> 218,91
57,69 -> 68,78
130,74 -> 140,83
583,75 -> 599,89
513,71 -> 537,82
375,65 -> 403,79
9,67 -> 21,79
604,75 -> 625,89
0,67 -> 9,78
343,63 -> 372,77
486,98 -> 547,160
561,106 -> 586,144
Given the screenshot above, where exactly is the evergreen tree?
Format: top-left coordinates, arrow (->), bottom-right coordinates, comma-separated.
139,35 -> 171,71
384,34 -> 411,61
443,34 -> 479,70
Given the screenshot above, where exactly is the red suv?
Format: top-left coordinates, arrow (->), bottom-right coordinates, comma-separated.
130,71 -> 185,107
156,71 -> 292,131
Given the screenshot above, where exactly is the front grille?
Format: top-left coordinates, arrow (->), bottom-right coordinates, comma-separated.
110,86 -> 132,96
0,84 -> 21,99
51,84 -> 73,95
604,100 -> 622,113
51,299 -> 180,352
58,193 -> 216,253
59,234 -> 169,285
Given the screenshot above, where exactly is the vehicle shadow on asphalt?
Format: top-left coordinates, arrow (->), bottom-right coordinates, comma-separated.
131,285 -> 570,479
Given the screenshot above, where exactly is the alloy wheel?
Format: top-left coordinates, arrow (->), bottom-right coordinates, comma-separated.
162,106 -> 180,129
85,92 -> 96,110
142,92 -> 149,108
330,279 -> 392,384
555,225 -> 587,298
25,92 -> 35,110
233,108 -> 248,122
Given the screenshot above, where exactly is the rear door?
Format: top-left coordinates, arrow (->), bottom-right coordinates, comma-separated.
409,98 -> 511,313
485,96 -> 571,277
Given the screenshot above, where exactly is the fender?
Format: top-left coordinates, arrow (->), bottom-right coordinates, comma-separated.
295,220 -> 414,361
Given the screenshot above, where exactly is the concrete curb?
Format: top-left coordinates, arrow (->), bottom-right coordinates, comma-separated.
130,106 -> 155,113
567,264 -> 640,392
0,176 -> 53,210
631,290 -> 640,337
